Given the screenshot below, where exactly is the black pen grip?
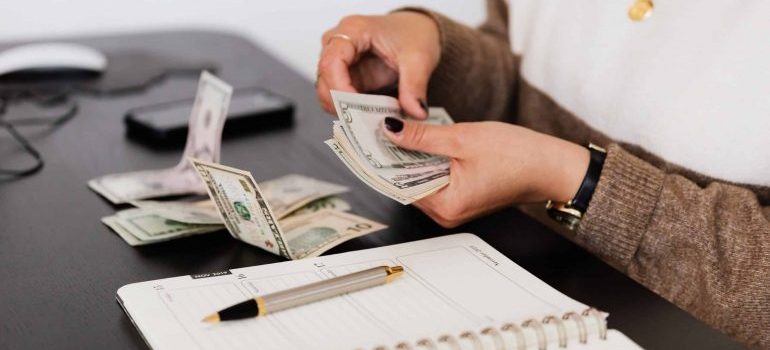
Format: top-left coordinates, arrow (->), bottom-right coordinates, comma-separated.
218,299 -> 260,321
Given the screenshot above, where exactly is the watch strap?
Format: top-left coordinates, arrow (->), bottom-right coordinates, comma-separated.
568,144 -> 607,213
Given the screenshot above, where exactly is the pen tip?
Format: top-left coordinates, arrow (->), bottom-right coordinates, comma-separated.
202,313 -> 220,323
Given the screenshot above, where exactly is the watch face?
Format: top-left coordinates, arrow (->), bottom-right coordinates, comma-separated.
546,208 -> 581,231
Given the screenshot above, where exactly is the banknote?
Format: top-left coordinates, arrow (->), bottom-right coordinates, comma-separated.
88,71 -> 233,204
281,209 -> 386,259
258,174 -> 348,217
286,196 -> 351,217
105,205 -> 379,257
190,158 -> 386,259
102,216 -> 145,246
332,90 -> 452,169
190,158 -> 289,257
325,91 -> 453,204
104,165 -> 376,254
102,208 -> 223,246
107,196 -> 354,246
129,199 -> 221,224
325,139 -> 412,204
130,195 -> 352,225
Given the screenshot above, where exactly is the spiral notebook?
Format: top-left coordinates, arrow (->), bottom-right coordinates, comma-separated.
117,233 -> 642,350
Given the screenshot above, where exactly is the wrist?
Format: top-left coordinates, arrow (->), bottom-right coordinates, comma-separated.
389,9 -> 441,57
390,9 -> 440,29
537,136 -> 591,203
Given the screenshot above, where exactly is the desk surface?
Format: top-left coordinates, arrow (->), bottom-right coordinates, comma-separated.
0,31 -> 742,349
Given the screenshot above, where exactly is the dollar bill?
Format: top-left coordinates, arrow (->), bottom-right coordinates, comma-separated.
258,174 -> 348,217
88,71 -> 233,204
102,209 -> 223,246
325,139 -> 412,204
190,158 -> 289,257
107,196 -> 353,246
104,205 -> 379,257
286,196 -> 351,217
102,216 -> 145,246
332,90 -> 452,169
281,209 -> 386,259
189,158 -> 386,259
325,91 -> 453,204
129,199 -> 221,225
130,195 -> 352,226
121,174 -> 351,245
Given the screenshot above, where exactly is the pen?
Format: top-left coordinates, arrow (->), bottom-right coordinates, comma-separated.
202,265 -> 404,323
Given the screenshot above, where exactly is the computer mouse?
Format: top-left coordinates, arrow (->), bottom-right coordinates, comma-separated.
0,42 -> 107,80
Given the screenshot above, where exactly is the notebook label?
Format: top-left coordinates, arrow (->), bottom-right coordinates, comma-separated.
191,270 -> 232,279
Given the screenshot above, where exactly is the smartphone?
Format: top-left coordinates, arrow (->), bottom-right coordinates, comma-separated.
125,87 -> 294,147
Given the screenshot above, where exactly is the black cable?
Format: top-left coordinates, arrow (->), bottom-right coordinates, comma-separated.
0,66 -> 209,180
0,118 -> 44,177
0,92 -> 75,178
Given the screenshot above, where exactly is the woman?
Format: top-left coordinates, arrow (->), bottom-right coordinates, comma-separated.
315,1 -> 770,348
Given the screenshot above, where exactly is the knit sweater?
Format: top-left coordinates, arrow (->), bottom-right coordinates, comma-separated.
402,1 -> 770,348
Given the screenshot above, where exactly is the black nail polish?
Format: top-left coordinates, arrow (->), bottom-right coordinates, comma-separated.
384,117 -> 404,133
418,98 -> 429,113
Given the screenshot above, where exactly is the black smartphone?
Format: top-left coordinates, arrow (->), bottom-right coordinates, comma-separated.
125,87 -> 294,147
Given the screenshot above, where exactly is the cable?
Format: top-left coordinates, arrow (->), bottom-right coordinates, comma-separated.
0,90 -> 75,178
0,65 -> 210,180
0,118 -> 44,177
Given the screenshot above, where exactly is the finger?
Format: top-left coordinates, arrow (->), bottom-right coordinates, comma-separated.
318,16 -> 373,91
315,77 -> 335,114
414,190 -> 441,211
382,117 -> 458,156
321,17 -> 368,50
397,53 -> 433,119
412,200 -> 438,221
414,195 -> 456,228
317,39 -> 358,93
349,55 -> 398,92
412,200 -> 428,213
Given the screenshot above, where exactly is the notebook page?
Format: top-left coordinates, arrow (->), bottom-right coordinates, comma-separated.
578,330 -> 643,350
117,233 -> 587,350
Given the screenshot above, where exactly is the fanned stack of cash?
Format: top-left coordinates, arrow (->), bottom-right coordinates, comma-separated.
188,159 -> 386,260
324,91 -> 454,204
93,72 -> 386,259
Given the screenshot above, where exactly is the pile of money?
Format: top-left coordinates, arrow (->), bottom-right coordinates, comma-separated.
189,159 -> 386,259
102,173 -> 363,256
93,73 -> 387,259
89,71 -> 233,204
324,91 -> 454,204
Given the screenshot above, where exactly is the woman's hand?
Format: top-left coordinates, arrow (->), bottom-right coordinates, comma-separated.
383,117 -> 590,228
316,11 -> 441,119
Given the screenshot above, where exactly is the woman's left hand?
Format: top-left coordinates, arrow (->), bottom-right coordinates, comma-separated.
383,117 -> 590,228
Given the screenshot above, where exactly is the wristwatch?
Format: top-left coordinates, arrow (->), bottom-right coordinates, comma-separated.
546,143 -> 607,230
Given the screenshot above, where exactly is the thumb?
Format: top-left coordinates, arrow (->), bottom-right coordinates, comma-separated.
397,53 -> 432,119
383,116 -> 456,156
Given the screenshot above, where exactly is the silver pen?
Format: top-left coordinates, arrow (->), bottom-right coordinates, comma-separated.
202,265 -> 404,322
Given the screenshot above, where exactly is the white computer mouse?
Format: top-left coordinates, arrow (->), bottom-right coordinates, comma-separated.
0,42 -> 107,78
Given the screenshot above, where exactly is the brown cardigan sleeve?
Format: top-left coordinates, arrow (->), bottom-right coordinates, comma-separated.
397,0 -> 517,123
578,144 -> 770,349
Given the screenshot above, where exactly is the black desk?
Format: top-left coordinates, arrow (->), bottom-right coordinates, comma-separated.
0,31 -> 742,349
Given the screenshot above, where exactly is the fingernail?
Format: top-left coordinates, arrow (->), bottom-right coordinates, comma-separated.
384,116 -> 404,133
418,98 -> 428,113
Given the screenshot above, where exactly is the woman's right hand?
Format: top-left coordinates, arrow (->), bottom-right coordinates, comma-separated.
316,11 -> 441,119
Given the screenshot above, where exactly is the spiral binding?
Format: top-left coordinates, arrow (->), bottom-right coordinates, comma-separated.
371,307 -> 608,350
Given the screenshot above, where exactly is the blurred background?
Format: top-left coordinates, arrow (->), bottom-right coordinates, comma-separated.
0,0 -> 483,79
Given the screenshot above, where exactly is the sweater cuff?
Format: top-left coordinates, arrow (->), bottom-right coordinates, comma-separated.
576,144 -> 665,269
393,7 -> 485,100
